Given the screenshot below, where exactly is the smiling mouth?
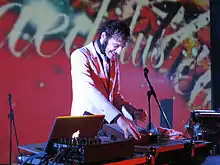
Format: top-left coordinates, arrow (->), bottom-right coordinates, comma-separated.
107,52 -> 118,60
111,52 -> 117,56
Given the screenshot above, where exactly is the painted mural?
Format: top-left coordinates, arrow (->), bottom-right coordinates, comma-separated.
0,0 -> 210,163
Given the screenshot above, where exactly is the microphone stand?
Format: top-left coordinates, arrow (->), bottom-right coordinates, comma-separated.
144,68 -> 171,132
8,94 -> 20,165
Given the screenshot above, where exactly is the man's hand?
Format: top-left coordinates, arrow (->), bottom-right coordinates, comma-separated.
133,109 -> 147,122
116,115 -> 141,140
157,126 -> 184,140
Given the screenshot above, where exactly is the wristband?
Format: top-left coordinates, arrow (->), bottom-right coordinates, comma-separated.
111,114 -> 122,123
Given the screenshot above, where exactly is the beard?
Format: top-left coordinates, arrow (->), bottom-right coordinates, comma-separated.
97,38 -> 108,55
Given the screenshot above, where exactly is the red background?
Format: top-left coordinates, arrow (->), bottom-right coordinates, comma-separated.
0,0 -> 210,163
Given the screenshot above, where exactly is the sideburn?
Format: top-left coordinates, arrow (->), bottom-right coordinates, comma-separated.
97,38 -> 108,55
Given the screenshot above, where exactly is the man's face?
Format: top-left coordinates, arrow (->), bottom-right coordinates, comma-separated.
101,37 -> 127,60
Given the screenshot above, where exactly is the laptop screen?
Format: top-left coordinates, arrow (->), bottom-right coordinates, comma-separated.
47,114 -> 105,141
18,115 -> 105,155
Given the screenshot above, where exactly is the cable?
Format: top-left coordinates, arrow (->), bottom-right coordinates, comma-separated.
51,150 -> 66,165
37,153 -> 50,165
21,152 -> 45,165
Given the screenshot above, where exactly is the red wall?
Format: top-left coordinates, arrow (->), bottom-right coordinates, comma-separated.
0,1 -> 210,163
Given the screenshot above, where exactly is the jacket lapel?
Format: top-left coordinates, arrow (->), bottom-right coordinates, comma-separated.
88,44 -> 109,91
109,60 -> 116,94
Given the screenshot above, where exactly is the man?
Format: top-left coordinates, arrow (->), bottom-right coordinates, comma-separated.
70,20 -> 146,140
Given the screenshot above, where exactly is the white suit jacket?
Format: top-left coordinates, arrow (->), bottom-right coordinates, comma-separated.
70,42 -> 129,123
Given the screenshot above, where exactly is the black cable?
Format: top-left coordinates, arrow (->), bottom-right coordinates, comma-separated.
21,152 -> 45,165
37,153 -> 49,165
51,150 -> 65,165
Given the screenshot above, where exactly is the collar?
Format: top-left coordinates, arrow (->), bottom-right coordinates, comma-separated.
93,40 -> 109,62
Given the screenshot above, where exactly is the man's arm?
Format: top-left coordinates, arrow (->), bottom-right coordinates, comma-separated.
71,49 -> 122,123
112,66 -> 146,122
71,50 -> 141,140
112,64 -> 129,110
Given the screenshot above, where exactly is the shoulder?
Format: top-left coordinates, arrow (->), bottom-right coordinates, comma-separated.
71,42 -> 94,56
70,42 -> 95,64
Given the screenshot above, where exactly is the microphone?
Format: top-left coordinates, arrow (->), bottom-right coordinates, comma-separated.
143,67 -> 172,129
144,67 -> 149,79
8,94 -> 14,111
8,93 -> 12,102
8,94 -> 12,105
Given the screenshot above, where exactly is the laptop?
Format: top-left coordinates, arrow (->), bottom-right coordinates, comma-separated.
18,115 -> 105,155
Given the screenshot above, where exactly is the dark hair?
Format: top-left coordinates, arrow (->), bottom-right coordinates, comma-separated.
97,20 -> 131,43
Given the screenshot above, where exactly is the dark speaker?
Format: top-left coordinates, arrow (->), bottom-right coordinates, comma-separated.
160,99 -> 173,128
